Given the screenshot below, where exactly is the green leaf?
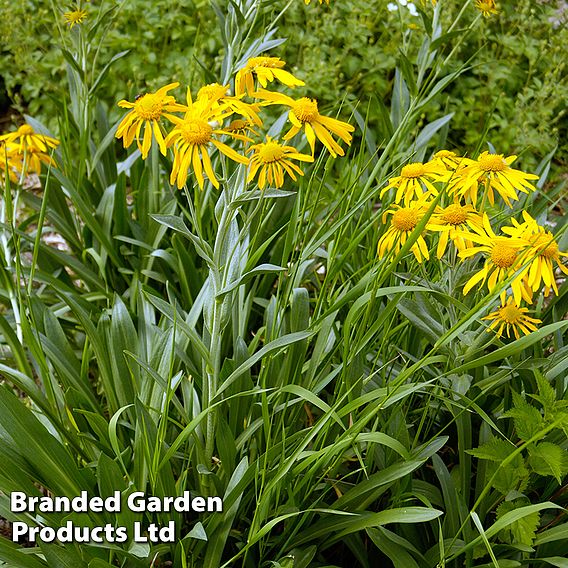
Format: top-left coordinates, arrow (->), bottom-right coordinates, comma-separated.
503,391 -> 544,442
496,499 -> 540,546
527,442 -> 568,484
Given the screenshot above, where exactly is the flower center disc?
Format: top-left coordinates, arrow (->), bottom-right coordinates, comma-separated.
293,98 -> 319,123
198,83 -> 228,101
401,163 -> 426,178
247,56 -> 283,69
258,141 -> 285,163
134,94 -> 164,121
18,125 -> 35,136
441,205 -> 468,226
491,244 -> 517,268
392,209 -> 418,232
179,119 -> 213,145
532,234 -> 558,258
478,153 -> 507,172
499,304 -> 523,323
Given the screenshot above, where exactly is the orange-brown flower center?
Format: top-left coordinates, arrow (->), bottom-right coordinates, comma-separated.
532,234 -> 558,259
247,56 -> 284,69
179,119 -> 213,145
293,98 -> 319,123
392,208 -> 419,232
401,163 -> 426,178
499,303 -> 524,324
134,93 -> 164,121
441,204 -> 469,226
491,244 -> 518,268
257,141 -> 285,163
17,125 -> 35,136
225,119 -> 249,132
478,153 -> 507,173
197,83 -> 228,102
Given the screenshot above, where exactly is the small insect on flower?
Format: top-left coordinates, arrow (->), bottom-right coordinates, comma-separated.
235,57 -> 305,97
475,0 -> 499,17
115,83 -> 186,159
482,297 -> 541,340
247,137 -> 313,189
64,8 -> 88,28
255,90 -> 354,157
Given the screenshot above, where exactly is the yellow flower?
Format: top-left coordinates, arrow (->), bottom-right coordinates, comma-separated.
380,160 -> 448,205
64,9 -> 87,28
247,137 -> 313,189
115,83 -> 186,159
502,212 -> 568,298
164,88 -> 248,189
377,198 -> 434,263
432,150 -> 464,171
235,57 -> 304,97
482,298 -> 541,340
430,202 -> 483,258
449,152 -> 538,207
222,119 -> 258,144
255,90 -> 354,157
0,142 -> 22,184
458,214 -> 530,303
304,0 -> 330,5
196,83 -> 262,126
475,0 -> 499,17
0,124 -> 59,154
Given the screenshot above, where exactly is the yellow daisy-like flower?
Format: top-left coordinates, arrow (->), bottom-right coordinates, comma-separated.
165,89 -> 248,190
64,9 -> 87,28
475,0 -> 499,17
377,198 -> 434,263
235,57 -> 305,97
247,137 -> 313,189
196,83 -> 262,126
255,90 -> 354,157
502,212 -> 568,298
430,202 -> 483,258
0,142 -> 22,184
0,124 -> 59,155
482,298 -> 541,340
458,214 -> 530,303
223,119 -> 259,147
115,82 -> 186,160
304,0 -> 330,5
380,160 -> 448,206
449,151 -> 538,207
432,150 -> 464,171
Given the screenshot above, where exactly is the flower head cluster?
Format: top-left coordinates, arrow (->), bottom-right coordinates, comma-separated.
115,56 -> 354,191
377,146 -> 561,340
0,124 -> 59,184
